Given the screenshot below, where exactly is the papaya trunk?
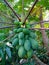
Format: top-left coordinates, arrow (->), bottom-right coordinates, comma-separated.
39,7 -> 49,51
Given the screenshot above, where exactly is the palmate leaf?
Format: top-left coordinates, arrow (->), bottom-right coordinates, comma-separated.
5,46 -> 12,59
13,0 -> 34,14
0,3 -> 7,11
0,33 -> 6,41
0,48 -> 6,65
38,0 -> 49,9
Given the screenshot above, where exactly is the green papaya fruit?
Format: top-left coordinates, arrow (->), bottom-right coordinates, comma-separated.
25,35 -> 29,40
27,49 -> 33,58
19,22 -> 23,25
19,39 -> 24,46
25,22 -> 30,28
29,38 -> 39,50
23,28 -> 30,35
29,32 -> 37,39
12,38 -> 19,47
18,46 -> 26,58
13,29 -> 17,33
14,21 -> 20,25
24,40 -> 31,51
16,45 -> 20,50
17,28 -> 23,33
18,32 -> 24,39
14,21 -> 21,28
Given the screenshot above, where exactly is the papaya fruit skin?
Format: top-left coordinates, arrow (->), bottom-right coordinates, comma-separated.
14,21 -> 21,28
29,38 -> 39,50
18,46 -> 26,58
24,40 -> 31,51
19,39 -> 24,46
13,29 -> 17,33
18,32 -> 24,39
12,38 -> 19,47
32,40 -> 38,50
16,45 -> 20,50
29,32 -> 36,39
25,35 -> 29,40
23,28 -> 30,35
17,28 -> 23,33
19,22 -> 23,25
14,21 -> 19,25
27,49 -> 33,58
25,24 -> 30,28
25,22 -> 30,28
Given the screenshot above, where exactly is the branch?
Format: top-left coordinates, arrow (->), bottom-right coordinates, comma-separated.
30,20 -> 49,25
0,26 -> 49,30
0,22 -> 15,25
21,0 -> 25,22
2,34 -> 14,42
22,0 -> 25,16
0,22 -> 14,25
0,33 -> 14,43
0,25 -> 15,29
30,28 -> 49,30
19,55 -> 47,65
4,0 -> 21,21
45,51 -> 49,56
33,55 -> 47,65
23,0 -> 38,24
0,11 -> 15,20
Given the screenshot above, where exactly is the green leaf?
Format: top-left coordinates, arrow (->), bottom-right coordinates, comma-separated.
0,48 -> 5,65
5,47 -> 12,59
0,33 -> 6,41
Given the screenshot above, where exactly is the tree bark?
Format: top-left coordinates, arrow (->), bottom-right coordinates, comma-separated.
39,7 -> 49,51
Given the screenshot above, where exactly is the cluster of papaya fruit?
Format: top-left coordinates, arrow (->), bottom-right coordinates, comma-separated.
11,27 -> 39,59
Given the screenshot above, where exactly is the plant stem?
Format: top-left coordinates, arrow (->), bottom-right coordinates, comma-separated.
4,0 -> 21,21
23,0 -> 38,24
30,20 -> 49,25
39,7 -> 49,51
0,25 -> 15,29
21,0 -> 25,22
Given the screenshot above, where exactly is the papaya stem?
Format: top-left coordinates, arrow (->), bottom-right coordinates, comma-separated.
21,0 -> 25,23
4,0 -> 21,21
23,0 -> 38,24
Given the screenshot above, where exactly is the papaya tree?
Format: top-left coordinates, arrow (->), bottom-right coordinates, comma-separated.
0,0 -> 49,65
